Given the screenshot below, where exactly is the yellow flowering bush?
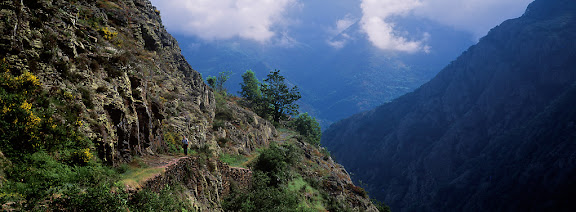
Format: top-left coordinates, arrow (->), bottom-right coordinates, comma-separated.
0,58 -> 90,157
99,27 -> 118,40
72,148 -> 93,164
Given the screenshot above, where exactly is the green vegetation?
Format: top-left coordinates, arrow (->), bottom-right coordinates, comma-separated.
238,69 -> 263,110
239,69 -> 301,123
261,70 -> 302,123
223,143 -> 301,211
290,113 -> 322,146
239,70 -> 261,102
214,91 -> 234,121
219,153 -> 249,168
207,71 -> 232,93
372,198 -> 392,212
0,59 -> 195,211
287,176 -> 326,211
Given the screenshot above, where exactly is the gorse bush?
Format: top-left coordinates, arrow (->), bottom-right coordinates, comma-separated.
0,58 -> 88,158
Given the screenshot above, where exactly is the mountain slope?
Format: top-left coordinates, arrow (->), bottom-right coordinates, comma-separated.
323,0 -> 576,211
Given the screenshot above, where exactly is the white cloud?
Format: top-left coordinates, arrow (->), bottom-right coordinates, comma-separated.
357,0 -> 531,52
150,0 -> 296,42
414,0 -> 532,38
335,14 -> 356,35
360,0 -> 429,53
327,40 -> 347,49
327,14 -> 356,49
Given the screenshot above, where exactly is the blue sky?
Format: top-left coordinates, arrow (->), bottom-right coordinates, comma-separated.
149,0 -> 532,53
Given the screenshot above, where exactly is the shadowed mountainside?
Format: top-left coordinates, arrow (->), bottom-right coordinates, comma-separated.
323,0 -> 576,211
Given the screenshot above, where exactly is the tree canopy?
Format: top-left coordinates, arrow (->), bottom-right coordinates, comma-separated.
239,70 -> 262,105
206,71 -> 231,93
261,70 -> 301,123
291,113 -> 321,146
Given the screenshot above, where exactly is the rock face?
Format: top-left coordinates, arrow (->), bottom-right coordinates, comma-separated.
293,140 -> 379,211
0,0 -> 214,164
144,157 -> 252,211
212,100 -> 277,156
323,0 -> 576,211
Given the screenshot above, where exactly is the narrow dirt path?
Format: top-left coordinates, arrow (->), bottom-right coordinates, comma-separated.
139,154 -> 188,169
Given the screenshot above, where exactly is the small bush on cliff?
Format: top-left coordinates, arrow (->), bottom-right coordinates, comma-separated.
207,71 -> 231,93
223,144 -> 302,211
214,91 -> 234,121
290,113 -> 321,146
251,143 -> 299,187
372,199 -> 392,212
223,171 -> 300,212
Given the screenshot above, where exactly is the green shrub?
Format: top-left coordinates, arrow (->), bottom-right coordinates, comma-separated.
223,171 -> 300,212
290,113 -> 321,146
52,182 -> 129,211
251,143 -> 299,187
129,185 -> 193,211
219,153 -> 248,168
372,199 -> 392,212
212,119 -> 225,130
78,86 -> 94,109
214,91 -> 234,121
217,137 -> 230,147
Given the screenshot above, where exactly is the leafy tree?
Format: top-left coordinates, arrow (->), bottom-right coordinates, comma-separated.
261,70 -> 301,123
206,76 -> 216,89
239,70 -> 262,104
291,113 -> 321,146
206,71 -> 231,93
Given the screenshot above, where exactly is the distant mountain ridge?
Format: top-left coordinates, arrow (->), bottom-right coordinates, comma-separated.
322,0 -> 576,211
173,7 -> 474,128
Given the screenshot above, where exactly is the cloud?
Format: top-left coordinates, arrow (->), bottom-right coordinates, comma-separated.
334,14 -> 356,35
360,0 -> 429,53
414,0 -> 532,38
150,0 -> 296,42
327,40 -> 347,49
327,14 -> 356,49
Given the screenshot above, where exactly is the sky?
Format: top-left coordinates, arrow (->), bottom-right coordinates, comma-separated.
150,0 -> 533,53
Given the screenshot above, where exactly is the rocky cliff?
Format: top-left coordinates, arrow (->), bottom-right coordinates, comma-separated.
1,0 -> 216,164
323,0 -> 576,211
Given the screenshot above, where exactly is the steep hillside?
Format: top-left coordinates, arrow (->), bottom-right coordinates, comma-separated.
323,0 -> 576,211
1,0 -> 214,164
0,0 -> 376,210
